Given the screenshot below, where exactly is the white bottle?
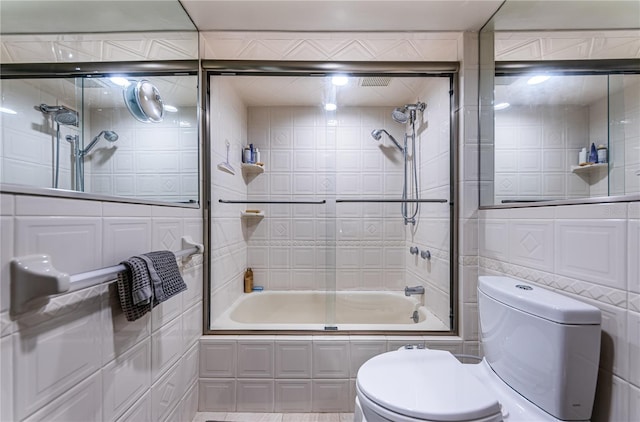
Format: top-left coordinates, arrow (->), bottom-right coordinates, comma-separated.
578,147 -> 587,165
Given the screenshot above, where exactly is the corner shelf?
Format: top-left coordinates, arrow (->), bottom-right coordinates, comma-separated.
241,163 -> 265,176
241,211 -> 265,219
570,163 -> 608,175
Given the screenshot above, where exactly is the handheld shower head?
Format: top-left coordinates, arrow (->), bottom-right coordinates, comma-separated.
81,130 -> 119,156
103,131 -> 119,142
371,128 -> 403,152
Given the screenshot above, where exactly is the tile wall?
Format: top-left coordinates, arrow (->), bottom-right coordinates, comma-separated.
88,106 -> 198,202
209,77 -> 249,323
198,335 -> 467,413
478,202 -> 640,420
0,194 -> 204,422
1,79 -> 76,190
494,105 -> 592,202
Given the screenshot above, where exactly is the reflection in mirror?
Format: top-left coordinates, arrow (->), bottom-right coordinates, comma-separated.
478,0 -> 640,206
1,73 -> 198,203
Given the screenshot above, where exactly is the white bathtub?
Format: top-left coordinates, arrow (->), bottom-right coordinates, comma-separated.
210,291 -> 449,331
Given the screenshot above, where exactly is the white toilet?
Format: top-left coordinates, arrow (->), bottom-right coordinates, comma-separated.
355,276 -> 602,422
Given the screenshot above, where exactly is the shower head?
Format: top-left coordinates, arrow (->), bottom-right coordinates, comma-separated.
80,130 -> 119,156
102,130 -> 119,142
392,107 -> 409,124
391,102 -> 426,125
36,103 -> 79,126
371,128 -> 403,152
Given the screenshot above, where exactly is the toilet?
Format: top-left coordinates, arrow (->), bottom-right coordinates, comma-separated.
355,276 -> 602,422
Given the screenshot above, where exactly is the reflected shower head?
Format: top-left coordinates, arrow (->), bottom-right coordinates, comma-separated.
371,128 -> 403,152
391,102 -> 426,125
392,107 -> 409,124
81,130 -> 119,156
103,130 -> 119,142
36,103 -> 79,126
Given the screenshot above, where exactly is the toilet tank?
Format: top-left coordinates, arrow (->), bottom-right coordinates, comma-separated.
478,276 -> 601,421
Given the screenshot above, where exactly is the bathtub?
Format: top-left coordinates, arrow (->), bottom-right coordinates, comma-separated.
210,291 -> 449,331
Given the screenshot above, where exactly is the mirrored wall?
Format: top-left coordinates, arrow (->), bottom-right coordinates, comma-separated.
1,72 -> 199,203
479,1 -> 640,206
0,0 -> 200,206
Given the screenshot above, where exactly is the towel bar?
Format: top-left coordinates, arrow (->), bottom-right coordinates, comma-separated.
10,236 -> 204,314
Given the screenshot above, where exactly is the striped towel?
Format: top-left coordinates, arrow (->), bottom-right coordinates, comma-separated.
117,250 -> 187,322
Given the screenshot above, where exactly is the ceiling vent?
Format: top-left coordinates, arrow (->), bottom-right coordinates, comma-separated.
360,77 -> 392,87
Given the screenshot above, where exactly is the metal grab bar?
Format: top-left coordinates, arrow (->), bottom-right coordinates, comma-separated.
219,199 -> 326,204
336,198 -> 448,203
10,236 -> 204,314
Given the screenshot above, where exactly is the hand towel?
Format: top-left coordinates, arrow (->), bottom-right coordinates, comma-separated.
116,250 -> 187,322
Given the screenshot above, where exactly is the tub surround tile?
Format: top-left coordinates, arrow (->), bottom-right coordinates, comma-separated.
274,380 -> 312,413
312,341 -> 350,379
275,341 -> 312,379
238,341 -> 275,378
349,341 -> 387,377
199,379 -> 237,412
236,380 -> 275,412
200,340 -> 237,378
311,380 -> 350,413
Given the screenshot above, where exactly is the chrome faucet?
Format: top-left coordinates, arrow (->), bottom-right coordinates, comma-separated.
404,286 -> 425,296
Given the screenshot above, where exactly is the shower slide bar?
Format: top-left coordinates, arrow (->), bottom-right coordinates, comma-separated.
10,236 -> 204,314
219,199 -> 327,204
336,198 -> 448,203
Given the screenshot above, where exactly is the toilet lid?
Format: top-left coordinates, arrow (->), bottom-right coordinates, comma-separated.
357,349 -> 502,422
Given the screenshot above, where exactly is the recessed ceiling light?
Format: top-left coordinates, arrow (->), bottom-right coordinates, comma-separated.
164,105 -> 178,113
494,102 -> 510,110
324,103 -> 337,111
109,77 -> 131,87
331,75 -> 349,86
527,75 -> 551,85
0,107 -> 17,115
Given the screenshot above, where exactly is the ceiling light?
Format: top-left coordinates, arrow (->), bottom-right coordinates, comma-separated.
164,105 -> 178,113
324,103 -> 337,111
527,75 -> 551,85
0,107 -> 17,115
109,77 -> 131,87
494,102 -> 510,110
331,75 -> 349,86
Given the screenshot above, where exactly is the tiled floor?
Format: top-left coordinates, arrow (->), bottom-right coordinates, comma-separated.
192,412 -> 354,422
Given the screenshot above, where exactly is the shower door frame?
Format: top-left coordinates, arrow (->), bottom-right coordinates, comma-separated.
202,60 -> 459,336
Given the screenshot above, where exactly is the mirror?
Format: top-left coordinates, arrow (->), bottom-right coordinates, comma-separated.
479,0 -> 640,206
0,1 -> 200,206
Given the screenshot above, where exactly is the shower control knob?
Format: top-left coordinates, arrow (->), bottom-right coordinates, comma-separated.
409,246 -> 419,255
420,250 -> 431,260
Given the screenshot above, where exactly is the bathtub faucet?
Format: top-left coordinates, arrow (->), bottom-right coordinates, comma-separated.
404,286 -> 425,296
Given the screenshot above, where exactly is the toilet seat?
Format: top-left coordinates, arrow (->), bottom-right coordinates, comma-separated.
356,349 -> 502,422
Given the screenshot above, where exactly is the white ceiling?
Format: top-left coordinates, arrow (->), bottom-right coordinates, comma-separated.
180,1 -> 504,32
0,1 -> 196,34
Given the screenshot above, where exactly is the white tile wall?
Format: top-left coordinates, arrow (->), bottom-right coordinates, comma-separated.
199,336 -> 465,413
479,201 -> 639,421
0,193 -> 203,422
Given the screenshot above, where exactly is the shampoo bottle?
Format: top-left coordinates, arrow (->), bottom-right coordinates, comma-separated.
589,143 -> 598,163
578,147 -> 587,165
244,268 -> 253,293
